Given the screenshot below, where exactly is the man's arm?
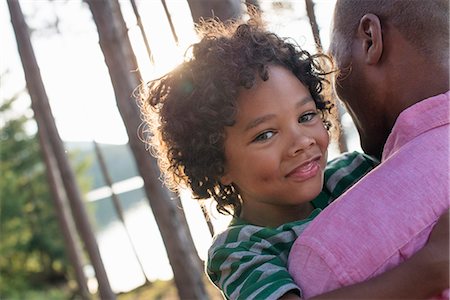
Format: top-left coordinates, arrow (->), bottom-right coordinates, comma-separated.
292,211 -> 449,300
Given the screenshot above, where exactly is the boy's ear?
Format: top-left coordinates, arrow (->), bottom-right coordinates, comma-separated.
357,13 -> 383,65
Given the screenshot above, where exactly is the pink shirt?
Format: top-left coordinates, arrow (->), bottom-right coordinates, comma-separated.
288,92 -> 450,298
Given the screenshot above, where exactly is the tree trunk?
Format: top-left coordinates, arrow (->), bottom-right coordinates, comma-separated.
7,1 -> 115,299
85,1 -> 208,299
200,203 -> 215,237
186,0 -> 242,24
93,141 -> 150,284
40,126 -> 91,300
160,0 -> 179,44
129,0 -> 154,63
304,0 -> 348,153
245,0 -> 261,12
304,0 -> 322,51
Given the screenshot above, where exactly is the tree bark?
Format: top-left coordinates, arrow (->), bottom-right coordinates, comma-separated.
93,141 -> 150,284
85,1 -> 208,299
40,124 -> 92,300
129,0 -> 154,63
200,203 -> 215,237
7,1 -> 115,299
305,0 -> 322,51
245,0 -> 261,13
304,0 -> 348,153
160,0 -> 179,44
186,0 -> 242,24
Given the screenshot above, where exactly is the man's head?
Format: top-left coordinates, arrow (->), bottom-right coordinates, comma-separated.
330,0 -> 449,158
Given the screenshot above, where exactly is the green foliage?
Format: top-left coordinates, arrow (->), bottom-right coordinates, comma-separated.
0,97 -> 91,298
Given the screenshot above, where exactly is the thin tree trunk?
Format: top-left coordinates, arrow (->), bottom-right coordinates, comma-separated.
93,141 -> 150,284
304,0 -> 322,51
160,0 -> 179,44
129,0 -> 154,63
26,160 -> 88,297
245,0 -> 261,13
40,125 -> 91,300
335,99 -> 350,152
304,0 -> 348,153
85,1 -> 208,298
186,0 -> 242,24
200,203 -> 215,237
7,1 -> 115,299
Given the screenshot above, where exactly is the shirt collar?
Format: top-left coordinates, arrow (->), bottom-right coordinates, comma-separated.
382,91 -> 450,161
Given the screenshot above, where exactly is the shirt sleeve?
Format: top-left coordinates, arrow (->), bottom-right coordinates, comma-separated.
207,240 -> 301,300
288,235 -> 349,299
288,146 -> 447,298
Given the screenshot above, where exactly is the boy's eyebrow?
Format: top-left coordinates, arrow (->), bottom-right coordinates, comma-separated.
244,96 -> 314,131
244,114 -> 276,131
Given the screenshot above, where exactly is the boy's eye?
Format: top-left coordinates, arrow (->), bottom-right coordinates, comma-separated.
299,111 -> 318,123
253,131 -> 275,142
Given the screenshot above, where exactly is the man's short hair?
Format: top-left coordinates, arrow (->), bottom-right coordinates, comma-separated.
332,0 -> 449,63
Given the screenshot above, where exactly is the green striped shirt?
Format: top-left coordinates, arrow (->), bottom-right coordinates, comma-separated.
206,151 -> 379,300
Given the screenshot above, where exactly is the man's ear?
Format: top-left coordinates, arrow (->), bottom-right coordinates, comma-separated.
357,13 -> 383,65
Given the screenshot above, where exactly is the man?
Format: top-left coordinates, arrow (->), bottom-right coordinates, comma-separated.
288,0 -> 449,298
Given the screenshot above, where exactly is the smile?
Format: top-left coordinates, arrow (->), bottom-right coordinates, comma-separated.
286,157 -> 321,182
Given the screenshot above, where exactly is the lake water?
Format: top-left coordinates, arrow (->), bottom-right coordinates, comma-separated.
86,181 -> 231,293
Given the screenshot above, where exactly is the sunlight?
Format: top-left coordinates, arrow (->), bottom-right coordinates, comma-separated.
122,0 -> 199,83
2,0 -> 348,294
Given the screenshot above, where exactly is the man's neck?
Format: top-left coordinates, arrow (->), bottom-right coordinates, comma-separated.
385,60 -> 449,129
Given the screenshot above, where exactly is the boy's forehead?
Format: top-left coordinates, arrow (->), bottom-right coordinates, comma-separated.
236,66 -> 311,102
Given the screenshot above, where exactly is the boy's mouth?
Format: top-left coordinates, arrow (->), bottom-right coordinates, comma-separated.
286,155 -> 321,181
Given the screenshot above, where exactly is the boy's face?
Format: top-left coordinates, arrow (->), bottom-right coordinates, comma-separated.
221,65 -> 329,226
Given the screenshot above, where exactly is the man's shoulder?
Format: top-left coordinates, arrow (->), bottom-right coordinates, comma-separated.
289,135 -> 450,287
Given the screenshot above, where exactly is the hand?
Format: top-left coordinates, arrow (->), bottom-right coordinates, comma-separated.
429,210 -> 449,246
425,210 -> 449,291
279,292 -> 302,300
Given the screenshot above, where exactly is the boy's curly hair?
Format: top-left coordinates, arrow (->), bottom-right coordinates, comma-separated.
140,18 -> 334,217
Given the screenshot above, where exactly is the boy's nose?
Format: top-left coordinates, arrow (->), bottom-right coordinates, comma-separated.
288,133 -> 315,157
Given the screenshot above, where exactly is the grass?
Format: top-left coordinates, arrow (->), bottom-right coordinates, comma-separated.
118,277 -> 223,300
0,277 -> 223,300
0,284 -> 76,300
